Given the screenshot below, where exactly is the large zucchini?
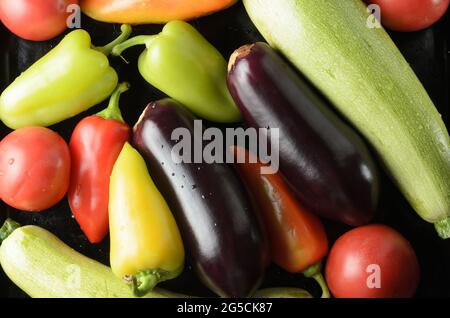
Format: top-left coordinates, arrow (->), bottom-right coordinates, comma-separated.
0,220 -> 184,298
243,0 -> 450,237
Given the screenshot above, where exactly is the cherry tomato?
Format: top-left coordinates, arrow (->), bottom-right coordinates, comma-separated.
366,0 -> 449,32
0,0 -> 79,41
325,224 -> 420,298
0,127 -> 71,211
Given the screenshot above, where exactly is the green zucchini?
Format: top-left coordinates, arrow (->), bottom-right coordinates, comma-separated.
252,288 -> 312,298
0,219 -> 186,298
243,0 -> 450,237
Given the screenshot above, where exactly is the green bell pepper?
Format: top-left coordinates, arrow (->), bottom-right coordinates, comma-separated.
111,20 -> 241,123
0,25 -> 132,129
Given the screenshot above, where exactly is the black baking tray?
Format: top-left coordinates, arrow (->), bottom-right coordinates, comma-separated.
0,2 -> 449,298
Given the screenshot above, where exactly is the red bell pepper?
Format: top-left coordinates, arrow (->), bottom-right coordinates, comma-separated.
68,83 -> 130,243
231,146 -> 330,298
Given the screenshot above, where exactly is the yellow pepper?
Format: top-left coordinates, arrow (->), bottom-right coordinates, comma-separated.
109,142 -> 185,297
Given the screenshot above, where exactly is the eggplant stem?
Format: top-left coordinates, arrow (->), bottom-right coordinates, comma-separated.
97,82 -> 130,122
94,24 -> 133,56
0,219 -> 21,244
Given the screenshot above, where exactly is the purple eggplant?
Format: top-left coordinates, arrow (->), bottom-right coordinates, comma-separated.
132,99 -> 269,298
227,42 -> 379,226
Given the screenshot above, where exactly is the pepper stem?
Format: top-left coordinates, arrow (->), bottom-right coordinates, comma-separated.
435,217 -> 450,239
302,262 -> 331,298
94,24 -> 133,56
97,82 -> 130,122
125,267 -> 182,297
111,35 -> 157,57
0,219 -> 21,244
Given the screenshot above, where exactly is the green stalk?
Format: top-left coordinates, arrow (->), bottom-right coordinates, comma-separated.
0,219 -> 21,244
94,24 -> 133,56
97,82 -> 130,122
435,217 -> 450,239
111,35 -> 157,57
126,266 -> 184,297
302,262 -> 330,298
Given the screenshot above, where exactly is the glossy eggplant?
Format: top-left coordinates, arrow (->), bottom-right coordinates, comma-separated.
132,99 -> 269,298
227,43 -> 379,226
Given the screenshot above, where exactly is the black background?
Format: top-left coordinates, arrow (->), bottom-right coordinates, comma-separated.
0,2 -> 449,298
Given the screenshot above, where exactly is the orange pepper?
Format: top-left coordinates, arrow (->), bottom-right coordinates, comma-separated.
231,146 -> 330,298
81,0 -> 238,24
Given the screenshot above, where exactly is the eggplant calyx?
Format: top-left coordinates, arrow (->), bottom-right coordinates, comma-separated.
302,262 -> 331,299
0,218 -> 21,244
435,217 -> 450,239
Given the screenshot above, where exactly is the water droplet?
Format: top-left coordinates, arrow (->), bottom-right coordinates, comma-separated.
161,145 -> 164,148
41,188 -> 47,193
8,158 -> 14,165
197,167 -> 201,171
182,175 -> 186,178
171,173 -> 175,177
201,195 -> 205,199
161,162 -> 165,166
181,185 -> 184,189
71,214 -> 75,219
191,185 -> 197,190
214,223 -> 217,227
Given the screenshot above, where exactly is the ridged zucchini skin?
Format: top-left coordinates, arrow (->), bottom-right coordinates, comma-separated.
0,226 -> 185,298
243,0 -> 450,237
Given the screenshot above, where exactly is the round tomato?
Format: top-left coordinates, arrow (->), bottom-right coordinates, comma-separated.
0,0 -> 79,41
366,0 -> 449,32
325,224 -> 420,298
0,127 -> 70,211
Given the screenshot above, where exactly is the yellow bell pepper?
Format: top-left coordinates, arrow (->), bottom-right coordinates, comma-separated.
109,142 -> 185,297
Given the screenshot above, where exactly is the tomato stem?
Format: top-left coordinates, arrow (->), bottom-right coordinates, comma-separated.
97,82 -> 130,122
0,218 -> 21,244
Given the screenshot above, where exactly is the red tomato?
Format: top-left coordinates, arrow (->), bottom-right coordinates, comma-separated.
0,127 -> 71,211
325,224 -> 420,298
366,0 -> 449,32
0,0 -> 79,41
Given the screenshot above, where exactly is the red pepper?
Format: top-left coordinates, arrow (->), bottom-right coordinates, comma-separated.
68,83 -> 130,243
231,146 -> 330,298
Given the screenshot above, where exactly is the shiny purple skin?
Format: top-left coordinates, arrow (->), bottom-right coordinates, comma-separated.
227,42 -> 379,226
132,99 -> 269,298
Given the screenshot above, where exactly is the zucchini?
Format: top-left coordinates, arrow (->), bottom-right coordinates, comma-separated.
0,219 -> 186,298
243,0 -> 450,237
